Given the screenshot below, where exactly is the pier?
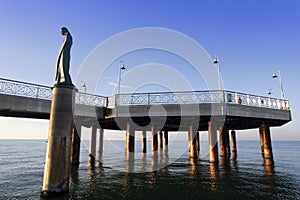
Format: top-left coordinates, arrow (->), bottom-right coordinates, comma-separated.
0,77 -> 291,196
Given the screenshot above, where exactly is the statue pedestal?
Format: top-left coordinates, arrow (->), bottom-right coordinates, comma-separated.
41,84 -> 76,197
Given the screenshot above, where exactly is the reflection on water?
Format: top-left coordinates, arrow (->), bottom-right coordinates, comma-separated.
1,140 -> 300,199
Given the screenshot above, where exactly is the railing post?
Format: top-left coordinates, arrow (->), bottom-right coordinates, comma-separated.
36,86 -> 40,98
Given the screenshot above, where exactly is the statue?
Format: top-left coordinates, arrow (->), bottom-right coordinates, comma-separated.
55,27 -> 73,85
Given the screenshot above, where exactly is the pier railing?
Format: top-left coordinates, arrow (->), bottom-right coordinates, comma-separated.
0,78 -> 290,110
0,78 -> 107,107
113,90 -> 290,110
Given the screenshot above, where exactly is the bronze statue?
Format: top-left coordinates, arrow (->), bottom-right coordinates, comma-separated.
55,27 -> 73,85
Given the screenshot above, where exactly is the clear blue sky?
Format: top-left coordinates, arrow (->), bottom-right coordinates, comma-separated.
0,0 -> 299,140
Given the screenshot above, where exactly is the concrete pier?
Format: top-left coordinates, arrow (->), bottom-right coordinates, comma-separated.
219,127 -> 226,157
71,125 -> 81,165
164,131 -> 168,147
142,130 -> 147,153
189,125 -> 199,158
231,130 -> 237,160
41,85 -> 76,196
196,132 -> 200,153
225,128 -> 231,158
97,128 -> 104,162
159,131 -> 163,149
151,126 -> 158,152
89,126 -> 97,160
259,127 -> 265,158
259,124 -> 274,162
126,122 -> 135,153
208,120 -> 219,163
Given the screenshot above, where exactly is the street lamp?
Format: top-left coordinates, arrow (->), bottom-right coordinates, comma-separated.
272,70 -> 285,99
213,56 -> 224,103
213,56 -> 221,91
117,61 -> 126,95
267,89 -> 274,98
81,81 -> 87,93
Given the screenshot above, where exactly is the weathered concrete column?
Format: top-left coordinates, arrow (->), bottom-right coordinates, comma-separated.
208,120 -> 219,163
71,125 -> 81,165
231,130 -> 237,160
142,130 -> 147,153
151,126 -> 158,152
189,124 -> 199,158
260,124 -> 274,161
159,131 -> 163,149
97,128 -> 104,162
219,127 -> 226,158
41,85 -> 76,196
225,128 -> 231,158
259,126 -> 265,158
196,132 -> 200,153
89,126 -> 97,160
126,122 -> 135,153
164,131 -> 169,147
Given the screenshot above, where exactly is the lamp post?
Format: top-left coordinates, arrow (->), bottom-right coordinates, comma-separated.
267,89 -> 274,98
117,61 -> 126,95
272,70 -> 285,99
81,81 -> 87,93
213,56 -> 224,102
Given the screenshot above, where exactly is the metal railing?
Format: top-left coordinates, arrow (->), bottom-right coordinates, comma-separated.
0,78 -> 52,100
0,78 -> 107,107
0,78 -> 290,110
113,90 -> 290,110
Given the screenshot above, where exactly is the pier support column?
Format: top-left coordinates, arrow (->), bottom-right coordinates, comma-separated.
41,85 -> 76,196
196,132 -> 200,154
259,124 -> 274,161
71,125 -> 81,165
231,130 -> 237,160
89,126 -> 97,160
225,128 -> 231,158
142,130 -> 147,153
219,127 -> 226,158
164,131 -> 168,147
159,131 -> 163,149
126,122 -> 135,153
97,128 -> 104,162
208,120 -> 219,163
151,126 -> 158,152
259,127 -> 265,158
189,124 -> 199,158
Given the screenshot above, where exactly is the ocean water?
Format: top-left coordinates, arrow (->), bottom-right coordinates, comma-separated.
0,140 -> 300,200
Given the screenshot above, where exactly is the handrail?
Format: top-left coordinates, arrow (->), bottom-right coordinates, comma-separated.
0,78 -> 290,110
113,90 -> 290,110
0,78 -> 107,107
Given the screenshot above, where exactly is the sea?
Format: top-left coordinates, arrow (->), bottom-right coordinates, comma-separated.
0,140 -> 300,200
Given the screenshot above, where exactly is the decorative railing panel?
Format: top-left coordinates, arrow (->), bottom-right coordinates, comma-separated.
0,78 -> 290,110
0,78 -> 107,107
115,90 -> 290,110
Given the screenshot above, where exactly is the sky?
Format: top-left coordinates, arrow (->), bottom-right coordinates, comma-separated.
0,0 -> 299,140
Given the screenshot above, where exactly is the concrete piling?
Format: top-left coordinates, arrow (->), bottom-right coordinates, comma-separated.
260,124 -> 274,162
41,85 -> 76,197
151,126 -> 158,152
231,130 -> 237,160
126,122 -> 135,153
89,126 -> 97,160
71,125 -> 81,165
159,131 -> 163,149
97,128 -> 104,162
164,131 -> 168,147
225,128 -> 231,158
189,124 -> 199,158
142,130 -> 147,153
208,120 -> 219,163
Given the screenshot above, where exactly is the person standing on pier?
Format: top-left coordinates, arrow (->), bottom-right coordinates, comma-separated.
55,27 -> 73,85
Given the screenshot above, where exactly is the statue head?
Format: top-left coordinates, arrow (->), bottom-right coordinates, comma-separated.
60,27 -> 69,35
